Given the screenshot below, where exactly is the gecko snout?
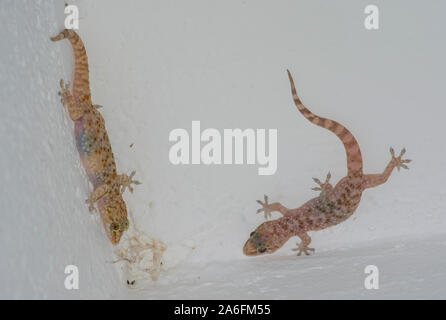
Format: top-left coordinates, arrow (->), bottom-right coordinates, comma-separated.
243,231 -> 269,256
108,217 -> 129,244
100,199 -> 130,245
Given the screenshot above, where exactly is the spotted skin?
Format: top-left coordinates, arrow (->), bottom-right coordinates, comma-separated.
243,70 -> 411,256
51,29 -> 140,245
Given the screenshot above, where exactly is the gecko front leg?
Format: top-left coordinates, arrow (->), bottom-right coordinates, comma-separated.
118,170 -> 141,194
256,195 -> 289,219
292,233 -> 315,256
86,184 -> 110,212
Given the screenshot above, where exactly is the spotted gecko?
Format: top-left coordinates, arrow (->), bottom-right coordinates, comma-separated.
51,29 -> 140,244
243,70 -> 411,256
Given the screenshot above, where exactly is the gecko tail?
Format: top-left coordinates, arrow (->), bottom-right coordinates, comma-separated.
287,70 -> 363,177
51,29 -> 91,105
50,29 -> 76,42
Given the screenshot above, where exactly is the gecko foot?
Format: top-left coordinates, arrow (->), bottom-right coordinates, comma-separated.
292,242 -> 315,256
312,172 -> 332,192
85,198 -> 96,212
58,79 -> 71,102
120,171 -> 141,194
58,79 -> 70,94
256,195 -> 273,220
390,147 -> 411,171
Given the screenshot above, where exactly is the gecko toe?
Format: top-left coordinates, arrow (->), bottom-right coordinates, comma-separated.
292,242 -> 315,256
256,195 -> 272,219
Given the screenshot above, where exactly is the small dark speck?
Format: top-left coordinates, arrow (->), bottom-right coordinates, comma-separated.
129,143 -> 134,148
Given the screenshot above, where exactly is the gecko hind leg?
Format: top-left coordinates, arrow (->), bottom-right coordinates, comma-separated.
58,79 -> 84,121
292,233 -> 315,256
390,147 -> 411,171
363,147 -> 411,189
312,172 -> 332,191
312,172 -> 336,201
118,171 -> 141,194
312,172 -> 334,192
256,195 -> 289,220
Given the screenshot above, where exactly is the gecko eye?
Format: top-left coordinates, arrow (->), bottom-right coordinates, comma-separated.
121,219 -> 129,230
258,246 -> 267,253
110,222 -> 120,232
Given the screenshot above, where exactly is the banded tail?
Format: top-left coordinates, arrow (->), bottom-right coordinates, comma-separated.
51,29 -> 92,106
287,70 -> 363,177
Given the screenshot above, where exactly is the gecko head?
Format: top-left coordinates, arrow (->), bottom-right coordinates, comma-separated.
101,198 -> 130,245
108,217 -> 130,244
243,222 -> 281,256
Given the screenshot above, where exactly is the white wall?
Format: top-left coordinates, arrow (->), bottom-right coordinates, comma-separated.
0,0 -> 127,299
1,0 -> 445,299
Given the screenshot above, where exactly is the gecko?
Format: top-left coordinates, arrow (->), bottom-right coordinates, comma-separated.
51,29 -> 140,244
243,70 -> 411,256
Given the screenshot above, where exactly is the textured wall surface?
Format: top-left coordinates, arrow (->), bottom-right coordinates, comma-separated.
1,0 -> 445,299
0,0 -> 126,299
